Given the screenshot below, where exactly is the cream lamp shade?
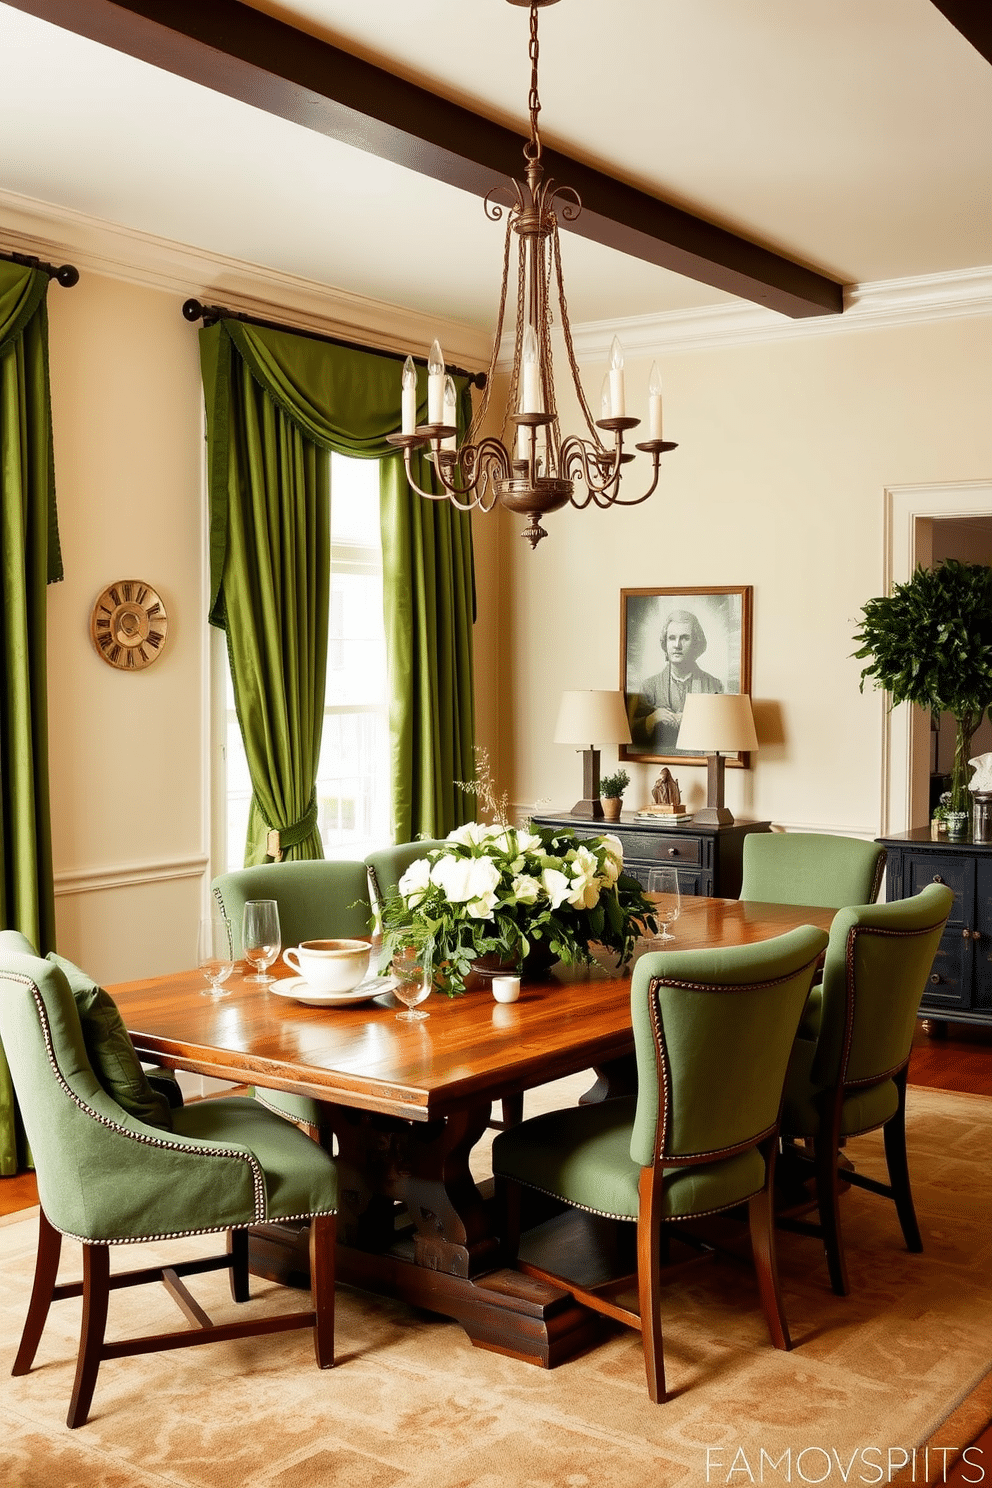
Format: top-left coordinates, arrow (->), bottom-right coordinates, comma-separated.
677,693 -> 758,826
554,690 -> 632,746
554,690 -> 631,818
677,693 -> 759,755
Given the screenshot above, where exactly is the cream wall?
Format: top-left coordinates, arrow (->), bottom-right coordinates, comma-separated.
46,273 -> 209,984
497,315 -> 992,834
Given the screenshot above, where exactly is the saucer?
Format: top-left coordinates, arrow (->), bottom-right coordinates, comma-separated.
269,974 -> 396,1007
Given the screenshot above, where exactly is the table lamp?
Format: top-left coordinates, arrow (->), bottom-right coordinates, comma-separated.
677,693 -> 758,826
554,689 -> 632,818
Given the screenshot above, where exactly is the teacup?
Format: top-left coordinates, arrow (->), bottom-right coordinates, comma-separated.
282,939 -> 370,994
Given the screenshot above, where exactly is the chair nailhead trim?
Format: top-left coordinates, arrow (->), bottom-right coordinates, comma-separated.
21,976 -> 271,1224
508,1176 -> 762,1225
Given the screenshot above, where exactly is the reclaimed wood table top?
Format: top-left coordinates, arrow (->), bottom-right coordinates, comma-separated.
112,896 -> 836,1124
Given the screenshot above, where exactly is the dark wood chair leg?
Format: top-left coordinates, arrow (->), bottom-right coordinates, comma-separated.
637,1169 -> 666,1404
748,1144 -> 792,1352
309,1213 -> 335,1370
67,1243 -> 110,1429
500,1093 -> 524,1128
883,1071 -> 922,1252
12,1208 -> 63,1377
228,1228 -> 251,1302
814,1130 -> 849,1297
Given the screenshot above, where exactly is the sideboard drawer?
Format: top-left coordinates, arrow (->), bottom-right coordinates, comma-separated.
622,830 -> 701,867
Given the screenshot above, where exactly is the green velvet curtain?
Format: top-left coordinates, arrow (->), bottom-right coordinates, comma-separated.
200,320 -> 476,863
0,260 -> 62,1175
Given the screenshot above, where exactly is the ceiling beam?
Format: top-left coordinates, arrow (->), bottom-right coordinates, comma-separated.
928,1 -> 992,66
6,0 -> 844,318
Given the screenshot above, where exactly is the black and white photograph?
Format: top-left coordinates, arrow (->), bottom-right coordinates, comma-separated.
620,586 -> 753,764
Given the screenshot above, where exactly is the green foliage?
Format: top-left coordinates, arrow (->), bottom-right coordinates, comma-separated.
854,559 -> 992,808
599,768 -> 630,799
380,821 -> 657,996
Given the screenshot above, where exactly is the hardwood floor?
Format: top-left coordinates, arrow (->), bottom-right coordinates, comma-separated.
0,1023 -> 986,1218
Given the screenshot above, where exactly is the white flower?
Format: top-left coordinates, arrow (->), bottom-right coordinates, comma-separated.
567,845 -> 602,909
511,873 -> 541,905
431,852 -> 502,907
398,856 -> 432,908
599,835 -> 623,883
447,822 -> 492,849
542,868 -> 572,910
515,829 -> 543,856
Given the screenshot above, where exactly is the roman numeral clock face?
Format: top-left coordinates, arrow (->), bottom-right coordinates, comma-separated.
89,581 -> 169,671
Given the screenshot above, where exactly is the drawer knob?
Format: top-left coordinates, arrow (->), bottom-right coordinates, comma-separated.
962,928 -> 982,941
932,874 -> 944,885
667,848 -> 679,858
930,974 -> 940,984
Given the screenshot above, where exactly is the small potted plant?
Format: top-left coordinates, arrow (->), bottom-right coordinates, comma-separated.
599,768 -> 630,823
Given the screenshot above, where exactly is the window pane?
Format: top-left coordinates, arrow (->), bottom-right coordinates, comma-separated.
330,452 -> 380,547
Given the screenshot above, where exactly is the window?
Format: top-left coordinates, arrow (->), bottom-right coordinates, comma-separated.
222,454 -> 390,869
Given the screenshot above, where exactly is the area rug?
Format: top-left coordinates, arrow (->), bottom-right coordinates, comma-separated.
1,1082 -> 990,1488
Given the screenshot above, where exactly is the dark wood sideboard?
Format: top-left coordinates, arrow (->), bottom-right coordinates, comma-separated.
530,812 -> 772,900
876,828 -> 992,1032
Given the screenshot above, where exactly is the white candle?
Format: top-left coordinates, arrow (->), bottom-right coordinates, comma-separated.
427,339 -> 445,424
442,375 -> 457,451
648,361 -> 664,441
517,424 -> 530,462
401,356 -> 417,436
521,324 -> 541,413
609,336 -> 625,417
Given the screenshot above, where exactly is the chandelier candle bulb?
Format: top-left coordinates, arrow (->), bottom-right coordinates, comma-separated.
442,376 -> 458,450
522,325 -> 542,413
609,337 -> 626,417
427,339 -> 445,423
401,356 -> 417,436
649,362 -> 664,440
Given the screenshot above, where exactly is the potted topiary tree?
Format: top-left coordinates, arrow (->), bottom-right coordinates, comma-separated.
599,768 -> 630,822
853,559 -> 992,836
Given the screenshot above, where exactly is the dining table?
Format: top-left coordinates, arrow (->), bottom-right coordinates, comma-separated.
111,894 -> 837,1368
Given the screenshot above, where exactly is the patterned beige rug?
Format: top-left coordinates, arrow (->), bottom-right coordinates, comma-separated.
1,1081 -> 989,1488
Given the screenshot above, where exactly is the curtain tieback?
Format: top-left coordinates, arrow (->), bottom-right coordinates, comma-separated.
262,794 -> 318,862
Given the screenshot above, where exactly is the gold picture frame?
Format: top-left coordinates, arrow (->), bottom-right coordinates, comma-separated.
620,585 -> 753,766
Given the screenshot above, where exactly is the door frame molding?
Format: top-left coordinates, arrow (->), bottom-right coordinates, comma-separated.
882,479 -> 992,836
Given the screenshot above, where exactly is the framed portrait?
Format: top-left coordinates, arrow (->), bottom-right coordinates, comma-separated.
620,586 -> 753,766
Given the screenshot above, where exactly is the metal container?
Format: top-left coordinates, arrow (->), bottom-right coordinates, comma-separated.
972,791 -> 992,842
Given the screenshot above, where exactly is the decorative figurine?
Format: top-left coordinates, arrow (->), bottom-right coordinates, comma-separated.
651,768 -> 682,811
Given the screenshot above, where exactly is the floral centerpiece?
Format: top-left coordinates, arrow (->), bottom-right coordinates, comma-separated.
381,820 -> 657,997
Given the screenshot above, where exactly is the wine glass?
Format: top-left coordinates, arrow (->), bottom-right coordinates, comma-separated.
393,959 -> 431,1022
647,867 -> 681,941
242,899 -> 281,985
198,915 -> 234,998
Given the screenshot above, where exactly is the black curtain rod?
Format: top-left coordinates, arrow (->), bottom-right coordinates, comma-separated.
182,298 -> 487,390
0,249 -> 79,287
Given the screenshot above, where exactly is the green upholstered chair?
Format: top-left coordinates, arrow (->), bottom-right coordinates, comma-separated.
493,924 -> 829,1403
779,882 -> 953,1296
211,860 -> 373,1130
365,839 -> 445,918
740,832 -> 887,908
0,931 -> 340,1429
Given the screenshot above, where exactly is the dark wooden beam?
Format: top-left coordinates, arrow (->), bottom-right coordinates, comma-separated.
928,1 -> 992,66
7,0 -> 843,318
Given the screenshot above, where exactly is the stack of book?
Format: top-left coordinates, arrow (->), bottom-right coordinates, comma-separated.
633,809 -> 693,824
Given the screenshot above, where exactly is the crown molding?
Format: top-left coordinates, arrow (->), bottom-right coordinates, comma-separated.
0,187 -> 490,369
561,264 -> 992,362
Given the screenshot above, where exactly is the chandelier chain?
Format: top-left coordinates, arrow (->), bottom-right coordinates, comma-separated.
525,5 -> 542,162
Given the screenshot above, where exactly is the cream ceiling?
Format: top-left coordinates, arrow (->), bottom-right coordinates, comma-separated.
0,0 -> 989,333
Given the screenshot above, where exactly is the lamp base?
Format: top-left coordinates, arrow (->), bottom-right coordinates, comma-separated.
692,805 -> 736,826
570,797 -> 605,819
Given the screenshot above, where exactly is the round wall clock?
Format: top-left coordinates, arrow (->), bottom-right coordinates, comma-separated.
90,580 -> 169,670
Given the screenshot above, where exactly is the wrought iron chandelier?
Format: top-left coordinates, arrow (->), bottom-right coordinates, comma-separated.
388,0 -> 677,549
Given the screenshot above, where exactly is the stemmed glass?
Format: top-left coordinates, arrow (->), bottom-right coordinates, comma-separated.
647,867 -> 681,942
198,914 -> 234,998
242,900 -> 281,986
394,958 -> 432,1022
